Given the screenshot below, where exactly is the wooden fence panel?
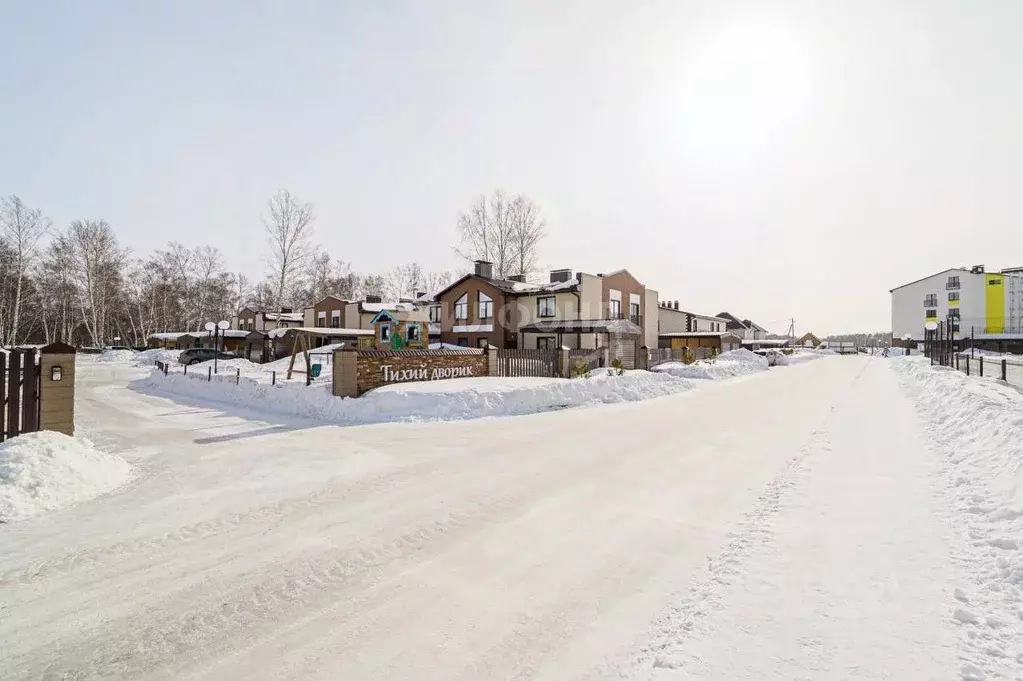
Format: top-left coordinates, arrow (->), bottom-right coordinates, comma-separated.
496,349 -> 558,377
0,352 -> 6,441
7,350 -> 21,440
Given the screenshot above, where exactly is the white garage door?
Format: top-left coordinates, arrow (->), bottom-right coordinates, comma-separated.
613,337 -> 636,369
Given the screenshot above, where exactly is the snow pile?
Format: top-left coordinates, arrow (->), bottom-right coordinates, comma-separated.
135,369 -> 696,425
891,357 -> 1023,677
94,349 -> 138,363
774,349 -> 828,366
0,432 -> 131,523
134,348 -> 182,366
651,348 -> 769,380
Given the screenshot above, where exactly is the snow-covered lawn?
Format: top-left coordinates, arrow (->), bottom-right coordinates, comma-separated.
2,354 -> 1020,679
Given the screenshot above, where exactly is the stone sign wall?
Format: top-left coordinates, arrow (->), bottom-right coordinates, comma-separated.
333,348 -> 492,397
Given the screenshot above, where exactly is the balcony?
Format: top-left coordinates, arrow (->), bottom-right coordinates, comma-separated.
946,282 -> 960,290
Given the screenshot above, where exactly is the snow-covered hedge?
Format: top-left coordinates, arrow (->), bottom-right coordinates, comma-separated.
0,432 -> 131,523
135,369 -> 698,426
651,348 -> 769,380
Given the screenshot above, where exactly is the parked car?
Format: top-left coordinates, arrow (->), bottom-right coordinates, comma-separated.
178,348 -> 236,366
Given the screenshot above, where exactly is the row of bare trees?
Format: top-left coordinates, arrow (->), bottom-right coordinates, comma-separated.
0,188 -> 546,347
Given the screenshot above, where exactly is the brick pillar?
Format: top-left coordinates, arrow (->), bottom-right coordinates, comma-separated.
559,346 -> 571,378
39,348 -> 76,436
333,347 -> 359,397
486,344 -> 499,377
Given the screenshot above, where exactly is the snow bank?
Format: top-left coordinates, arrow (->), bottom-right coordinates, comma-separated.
651,348 -> 769,380
890,357 -> 1023,676
0,432 -> 131,523
94,349 -> 138,364
135,369 -> 696,426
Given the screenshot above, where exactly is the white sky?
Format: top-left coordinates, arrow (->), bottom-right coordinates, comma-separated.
3,0 -> 1022,335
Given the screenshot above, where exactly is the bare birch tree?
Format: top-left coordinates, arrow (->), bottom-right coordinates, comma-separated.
0,195 -> 50,344
508,194 -> 546,278
64,219 -> 125,347
385,262 -> 425,300
454,190 -> 546,279
263,189 -> 314,309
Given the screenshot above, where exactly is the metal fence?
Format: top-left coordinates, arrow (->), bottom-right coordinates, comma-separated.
495,349 -> 559,377
954,352 -> 1023,387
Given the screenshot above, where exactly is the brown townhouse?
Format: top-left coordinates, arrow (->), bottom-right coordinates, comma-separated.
434,261 -> 660,358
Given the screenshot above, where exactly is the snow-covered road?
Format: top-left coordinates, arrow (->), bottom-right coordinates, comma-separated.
1,357 -> 1015,679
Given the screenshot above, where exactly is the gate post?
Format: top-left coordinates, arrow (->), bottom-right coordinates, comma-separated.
332,347 -> 359,398
38,343 -> 77,436
1002,359 -> 1007,381
636,346 -> 649,371
980,356 -> 984,377
486,344 -> 499,377
558,346 -> 571,378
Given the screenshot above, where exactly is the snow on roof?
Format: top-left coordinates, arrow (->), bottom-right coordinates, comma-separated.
659,331 -> 732,338
360,301 -> 415,313
263,312 -> 304,322
149,332 -> 194,340
267,326 -> 374,339
510,278 -> 580,294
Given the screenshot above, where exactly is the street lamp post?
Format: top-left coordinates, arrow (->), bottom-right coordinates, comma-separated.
204,320 -> 232,373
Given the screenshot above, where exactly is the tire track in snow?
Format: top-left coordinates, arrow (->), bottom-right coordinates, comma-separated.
616,361 -> 869,678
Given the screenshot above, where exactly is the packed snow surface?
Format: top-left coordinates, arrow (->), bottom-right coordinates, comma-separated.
4,355 -> 1020,679
0,432 -> 131,523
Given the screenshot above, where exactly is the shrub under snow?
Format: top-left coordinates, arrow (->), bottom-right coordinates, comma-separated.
0,432 -> 131,523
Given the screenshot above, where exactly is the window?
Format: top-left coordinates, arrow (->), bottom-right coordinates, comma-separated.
477,337 -> 489,348
948,291 -> 960,302
947,308 -> 960,319
454,293 -> 468,320
537,296 -> 556,318
331,310 -> 340,328
989,279 -> 1003,286
379,324 -> 390,343
478,292 -> 493,320
947,275 -> 960,290
406,324 -> 420,342
316,311 -> 326,327
537,336 -> 557,350
924,294 -> 937,307
925,309 -> 937,319
630,302 -> 640,323
429,305 -> 441,323
609,299 -> 621,318
457,337 -> 468,347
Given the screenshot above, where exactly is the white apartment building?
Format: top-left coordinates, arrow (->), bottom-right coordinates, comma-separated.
890,264 -> 1023,345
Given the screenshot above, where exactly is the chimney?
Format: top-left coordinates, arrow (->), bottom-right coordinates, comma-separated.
365,294 -> 382,303
474,260 -> 493,279
673,301 -> 679,310
507,274 -> 526,283
550,269 -> 573,283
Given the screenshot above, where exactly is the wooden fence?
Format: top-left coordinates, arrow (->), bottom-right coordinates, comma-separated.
568,348 -> 605,373
1,348 -> 40,442
496,349 -> 559,377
